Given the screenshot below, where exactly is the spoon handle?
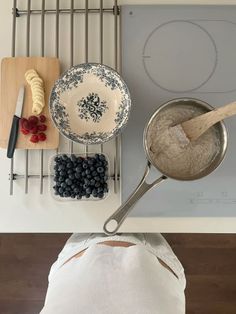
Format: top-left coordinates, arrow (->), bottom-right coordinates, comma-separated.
212,101 -> 236,122
182,101 -> 236,141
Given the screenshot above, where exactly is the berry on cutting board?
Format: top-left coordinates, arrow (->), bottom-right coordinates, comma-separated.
21,128 -> 29,135
39,115 -> 46,123
38,124 -> 47,131
38,132 -> 46,141
28,115 -> 39,125
30,126 -> 38,134
30,134 -> 39,143
52,154 -> 109,200
21,118 -> 30,131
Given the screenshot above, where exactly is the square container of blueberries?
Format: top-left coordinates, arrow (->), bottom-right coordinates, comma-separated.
50,153 -> 110,201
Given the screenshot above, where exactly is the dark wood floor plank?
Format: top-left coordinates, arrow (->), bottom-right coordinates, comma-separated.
0,300 -> 43,314
164,233 -> 236,248
187,302 -> 236,314
185,275 -> 236,303
171,248 -> 236,275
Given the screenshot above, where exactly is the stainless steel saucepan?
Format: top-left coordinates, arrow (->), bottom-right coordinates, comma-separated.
103,98 -> 228,235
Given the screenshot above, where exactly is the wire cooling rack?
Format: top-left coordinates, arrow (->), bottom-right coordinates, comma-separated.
9,0 -> 120,196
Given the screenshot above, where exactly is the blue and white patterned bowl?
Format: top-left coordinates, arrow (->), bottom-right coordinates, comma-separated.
49,63 -> 132,145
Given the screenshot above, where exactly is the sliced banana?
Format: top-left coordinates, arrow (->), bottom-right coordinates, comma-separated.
25,69 -> 45,115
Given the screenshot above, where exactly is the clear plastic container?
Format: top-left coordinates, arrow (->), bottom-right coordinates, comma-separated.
49,153 -> 111,201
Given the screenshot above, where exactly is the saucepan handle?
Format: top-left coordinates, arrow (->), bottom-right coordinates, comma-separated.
103,162 -> 167,235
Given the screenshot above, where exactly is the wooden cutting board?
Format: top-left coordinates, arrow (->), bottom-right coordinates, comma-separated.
0,57 -> 60,149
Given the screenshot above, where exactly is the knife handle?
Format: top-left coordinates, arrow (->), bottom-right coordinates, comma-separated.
7,115 -> 20,159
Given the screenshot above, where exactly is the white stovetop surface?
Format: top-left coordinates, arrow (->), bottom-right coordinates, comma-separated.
0,0 -> 236,232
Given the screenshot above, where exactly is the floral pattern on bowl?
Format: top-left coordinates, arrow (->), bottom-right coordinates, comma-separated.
49,63 -> 132,145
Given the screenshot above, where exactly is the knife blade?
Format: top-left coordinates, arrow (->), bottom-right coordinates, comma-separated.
7,86 -> 25,158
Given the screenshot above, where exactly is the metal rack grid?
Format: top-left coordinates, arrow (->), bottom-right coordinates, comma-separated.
9,0 -> 120,196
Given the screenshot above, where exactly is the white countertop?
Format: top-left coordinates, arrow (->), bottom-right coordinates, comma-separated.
1,0 -> 236,233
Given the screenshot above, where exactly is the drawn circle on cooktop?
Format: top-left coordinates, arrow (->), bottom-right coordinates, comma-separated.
143,20 -> 217,93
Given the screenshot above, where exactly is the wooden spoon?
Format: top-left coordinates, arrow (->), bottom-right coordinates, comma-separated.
170,101 -> 236,146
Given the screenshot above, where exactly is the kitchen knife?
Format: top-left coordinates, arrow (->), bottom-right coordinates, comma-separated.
7,86 -> 25,158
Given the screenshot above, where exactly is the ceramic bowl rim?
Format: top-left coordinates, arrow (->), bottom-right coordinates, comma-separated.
49,62 -> 132,145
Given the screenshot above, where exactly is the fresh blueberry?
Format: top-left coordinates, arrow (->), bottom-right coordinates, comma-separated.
100,154 -> 106,161
82,163 -> 88,169
59,176 -> 64,182
58,164 -> 65,171
84,178 -> 90,185
94,176 -> 100,181
65,178 -> 72,185
97,167 -> 104,173
76,166 -> 82,173
81,171 -> 86,177
73,187 -> 80,194
90,179 -> 95,186
63,191 -> 70,197
87,174 -> 92,179
95,182 -> 100,188
77,157 -> 83,163
85,194 -> 90,198
97,187 -> 104,193
88,158 -> 94,165
71,154 -> 77,162
75,172 -> 80,179
59,187 -> 64,194
98,192 -> 104,199
92,171 -> 98,176
70,193 -> 76,198
86,187 -> 91,194
85,169 -> 90,175
62,154 -> 68,161
69,174 -> 75,180
83,184 -> 89,189
67,162 -> 73,168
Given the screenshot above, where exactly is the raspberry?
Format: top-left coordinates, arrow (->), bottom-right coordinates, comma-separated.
30,134 -> 39,143
21,119 -> 30,131
30,126 -> 38,134
38,124 -> 47,131
39,115 -> 46,123
38,132 -> 46,141
20,118 -> 28,127
28,115 -> 39,125
21,128 -> 29,135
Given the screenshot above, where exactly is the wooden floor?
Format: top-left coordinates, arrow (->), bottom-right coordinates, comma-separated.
0,234 -> 236,314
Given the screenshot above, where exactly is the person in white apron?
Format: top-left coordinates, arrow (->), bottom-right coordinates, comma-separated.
40,233 -> 186,314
